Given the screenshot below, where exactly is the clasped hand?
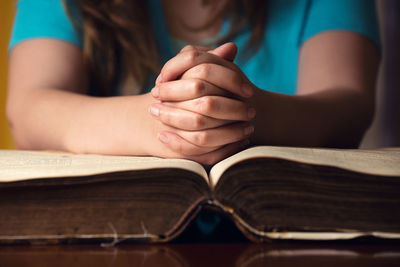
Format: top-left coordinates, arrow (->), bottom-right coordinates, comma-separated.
149,43 -> 256,165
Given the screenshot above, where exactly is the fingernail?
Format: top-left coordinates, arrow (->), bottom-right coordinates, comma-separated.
155,74 -> 163,84
241,83 -> 253,97
247,108 -> 256,119
151,87 -> 159,98
244,125 -> 254,136
149,106 -> 159,117
158,133 -> 169,143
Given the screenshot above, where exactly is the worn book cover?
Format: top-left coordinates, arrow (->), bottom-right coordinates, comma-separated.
1,146 -> 400,244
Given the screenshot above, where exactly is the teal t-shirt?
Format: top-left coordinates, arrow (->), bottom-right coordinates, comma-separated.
10,0 -> 379,96
8,0 -> 380,238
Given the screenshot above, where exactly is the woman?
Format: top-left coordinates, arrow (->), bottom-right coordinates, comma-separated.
7,0 -> 379,165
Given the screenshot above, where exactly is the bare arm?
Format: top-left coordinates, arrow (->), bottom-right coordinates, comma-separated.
7,39 -> 246,163
249,31 -> 379,147
153,32 -> 379,149
7,39 -> 153,155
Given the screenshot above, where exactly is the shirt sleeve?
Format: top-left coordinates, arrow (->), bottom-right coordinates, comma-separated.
9,0 -> 82,51
299,0 -> 380,47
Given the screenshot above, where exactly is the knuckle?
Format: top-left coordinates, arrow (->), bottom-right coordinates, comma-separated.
194,131 -> 209,146
197,96 -> 214,114
192,114 -> 205,129
191,80 -> 206,95
196,63 -> 211,78
173,141 -> 185,155
184,50 -> 200,65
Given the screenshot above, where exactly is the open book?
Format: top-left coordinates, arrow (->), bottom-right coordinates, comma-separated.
1,146 -> 400,244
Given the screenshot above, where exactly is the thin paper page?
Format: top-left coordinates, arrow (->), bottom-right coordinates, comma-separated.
0,150 -> 208,183
209,146 -> 400,188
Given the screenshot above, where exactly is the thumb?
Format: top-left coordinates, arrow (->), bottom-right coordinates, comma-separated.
209,42 -> 237,62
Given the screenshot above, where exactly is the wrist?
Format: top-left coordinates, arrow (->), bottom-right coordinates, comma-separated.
123,93 -> 158,156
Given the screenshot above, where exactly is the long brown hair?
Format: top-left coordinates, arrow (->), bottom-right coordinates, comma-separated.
64,0 -> 267,96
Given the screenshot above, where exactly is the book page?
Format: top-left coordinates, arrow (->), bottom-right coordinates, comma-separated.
209,146 -> 400,188
0,150 -> 208,183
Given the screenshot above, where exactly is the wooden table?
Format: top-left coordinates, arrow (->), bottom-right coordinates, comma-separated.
1,241 -> 400,267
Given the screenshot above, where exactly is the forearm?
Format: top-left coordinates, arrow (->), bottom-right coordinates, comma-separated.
250,88 -> 374,148
7,88 -> 155,155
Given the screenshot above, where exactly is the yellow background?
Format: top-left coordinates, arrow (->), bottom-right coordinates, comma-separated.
0,0 -> 15,149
